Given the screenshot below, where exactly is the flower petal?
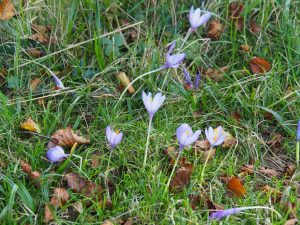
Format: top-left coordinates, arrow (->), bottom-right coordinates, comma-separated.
194,12 -> 211,28
184,130 -> 201,146
106,126 -> 113,143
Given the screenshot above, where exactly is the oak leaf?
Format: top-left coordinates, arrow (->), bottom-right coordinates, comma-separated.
51,127 -> 90,147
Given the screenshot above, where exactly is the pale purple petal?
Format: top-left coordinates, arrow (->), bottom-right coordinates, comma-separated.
189,8 -> 201,28
210,208 -> 244,220
184,130 -> 201,146
166,53 -> 185,68
176,124 -> 192,141
183,67 -> 192,86
106,126 -> 113,143
205,127 -> 214,146
46,146 -> 68,163
214,135 -> 225,146
112,132 -> 123,146
168,41 -> 176,54
194,72 -> 201,89
51,73 -> 65,89
193,12 -> 211,28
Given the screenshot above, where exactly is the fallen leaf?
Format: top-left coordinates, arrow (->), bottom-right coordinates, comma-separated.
198,148 -> 216,162
0,0 -> 15,20
29,23 -> 56,45
226,176 -> 246,198
27,48 -> 44,58
102,221 -> 114,225
189,194 -> 201,210
51,127 -> 90,147
285,164 -> 296,176
250,20 -> 261,34
286,201 -> 297,219
91,153 -> 102,168
65,172 -> 102,200
170,163 -> 193,192
105,197 -> 113,209
72,201 -> 83,214
222,132 -> 237,148
50,188 -> 69,207
116,72 -> 135,94
30,78 -> 42,91
284,219 -> 298,225
20,117 -> 41,133
44,204 -> 53,223
231,111 -> 242,122
240,44 -> 251,52
202,66 -> 230,82
124,219 -> 133,225
206,198 -> 224,214
263,112 -> 275,121
266,133 -> 284,151
240,164 -> 254,176
194,140 -> 210,151
259,167 -> 278,177
233,17 -> 244,31
31,23 -> 52,34
207,20 -> 224,40
20,161 -> 41,187
229,2 -> 244,18
262,185 -> 282,196
249,57 -> 271,74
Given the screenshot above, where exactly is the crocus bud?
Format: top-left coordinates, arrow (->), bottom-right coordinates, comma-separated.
176,123 -> 201,148
163,41 -> 185,69
142,91 -> 166,119
46,146 -> 68,163
106,126 -> 123,149
189,6 -> 212,31
205,126 -> 226,147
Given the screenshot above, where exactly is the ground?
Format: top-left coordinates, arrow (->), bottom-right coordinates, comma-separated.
0,0 -> 300,224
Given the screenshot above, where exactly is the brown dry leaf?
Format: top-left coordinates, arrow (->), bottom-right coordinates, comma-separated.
72,201 -> 83,214
65,172 -> 103,199
286,202 -> 297,219
249,57 -> 271,74
203,66 -> 229,82
124,219 -> 133,225
189,194 -> 201,210
194,140 -> 210,151
264,112 -> 275,121
50,188 -> 69,207
222,132 -> 237,148
0,0 -> 15,20
285,164 -> 296,176
170,163 -> 193,192
31,23 -> 52,34
44,204 -> 53,223
20,160 -> 32,174
240,164 -> 255,176
20,117 -> 41,133
102,221 -> 114,225
285,219 -> 298,225
231,111 -> 242,122
116,72 -> 135,94
207,20 -> 224,40
240,44 -> 251,52
30,78 -> 42,91
29,23 -> 56,45
262,185 -> 282,196
27,48 -> 44,58
229,2 -> 244,18
267,133 -> 284,151
91,153 -> 102,168
20,161 -> 41,187
51,127 -> 90,147
226,176 -> 246,198
198,148 -> 216,162
206,198 -> 224,214
259,167 -> 278,177
233,17 -> 244,31
29,33 -> 50,45
250,20 -> 261,34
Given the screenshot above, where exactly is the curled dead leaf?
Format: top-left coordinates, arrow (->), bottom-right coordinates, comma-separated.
202,66 -> 229,82
27,48 -> 44,58
249,57 -> 271,74
207,20 -> 224,40
222,132 -> 237,148
266,133 -> 284,151
194,140 -> 210,151
240,44 -> 251,52
20,117 -> 41,133
102,221 -> 114,225
262,185 -> 282,196
30,23 -> 57,45
233,17 -> 244,31
284,219 -> 298,225
65,172 -> 103,200
50,188 -> 69,207
0,0 -> 15,20
189,194 -> 201,210
226,176 -> 246,198
116,72 -> 135,94
31,23 -> 52,34
20,161 -> 41,187
206,198 -> 224,214
44,204 -> 53,223
285,164 -> 296,176
285,201 -> 297,219
51,127 -> 90,147
30,78 -> 42,91
240,164 -> 254,175
170,163 -> 193,192
229,2 -> 244,18
259,167 -> 278,177
250,20 -> 261,34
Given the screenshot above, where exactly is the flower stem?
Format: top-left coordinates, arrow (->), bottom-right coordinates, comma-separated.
164,147 -> 183,195
105,148 -> 114,202
179,28 -> 192,50
296,141 -> 299,167
143,117 -> 153,167
199,146 -> 213,189
115,67 -> 163,108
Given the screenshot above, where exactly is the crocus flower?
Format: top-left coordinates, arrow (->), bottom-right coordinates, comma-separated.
205,126 -> 226,147
106,126 -> 123,149
189,6 -> 212,31
177,123 -> 201,148
297,120 -> 300,141
162,41 -> 185,69
209,206 -> 282,220
142,91 -> 166,119
46,146 -> 68,163
183,67 -> 201,90
52,73 -> 65,89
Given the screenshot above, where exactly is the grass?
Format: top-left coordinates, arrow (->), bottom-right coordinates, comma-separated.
0,0 -> 300,224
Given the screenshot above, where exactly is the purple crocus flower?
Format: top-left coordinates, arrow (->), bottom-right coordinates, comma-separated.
297,120 -> 300,141
46,146 -> 68,163
51,73 -> 65,89
205,126 -> 226,147
106,126 -> 123,149
176,123 -> 201,148
183,67 -> 201,90
162,41 -> 185,69
142,91 -> 166,119
189,6 -> 212,31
